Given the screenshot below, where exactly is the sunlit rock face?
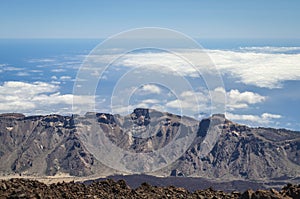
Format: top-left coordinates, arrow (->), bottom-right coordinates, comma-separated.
0,109 -> 299,185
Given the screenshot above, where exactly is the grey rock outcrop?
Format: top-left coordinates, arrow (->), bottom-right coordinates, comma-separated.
0,109 -> 299,184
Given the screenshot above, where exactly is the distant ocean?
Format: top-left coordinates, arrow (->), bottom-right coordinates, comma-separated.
0,38 -> 299,130
1,38 -> 300,88
1,38 -> 300,92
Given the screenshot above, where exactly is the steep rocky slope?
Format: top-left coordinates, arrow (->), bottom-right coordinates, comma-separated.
0,109 -> 299,185
167,117 -> 300,181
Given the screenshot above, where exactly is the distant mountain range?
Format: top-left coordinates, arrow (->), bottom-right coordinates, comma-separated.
0,109 -> 299,189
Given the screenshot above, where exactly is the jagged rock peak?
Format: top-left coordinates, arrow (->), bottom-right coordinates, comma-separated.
211,113 -> 225,118
0,113 -> 25,119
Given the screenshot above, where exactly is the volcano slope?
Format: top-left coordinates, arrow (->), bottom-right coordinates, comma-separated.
0,109 -> 299,191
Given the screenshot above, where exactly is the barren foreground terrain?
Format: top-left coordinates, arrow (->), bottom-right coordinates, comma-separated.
0,178 -> 299,199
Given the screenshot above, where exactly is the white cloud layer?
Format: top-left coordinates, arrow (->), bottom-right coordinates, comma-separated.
226,89 -> 266,110
208,49 -> 300,88
0,81 -> 279,127
165,87 -> 265,112
226,112 -> 282,125
0,81 -> 93,115
115,85 -> 265,119
140,84 -> 161,94
102,47 -> 300,89
165,90 -> 208,111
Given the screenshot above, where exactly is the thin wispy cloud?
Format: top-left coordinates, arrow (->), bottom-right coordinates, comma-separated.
51,68 -> 66,73
27,58 -> 56,63
0,65 -> 24,72
60,76 -> 72,81
15,72 -> 31,76
239,46 -> 300,54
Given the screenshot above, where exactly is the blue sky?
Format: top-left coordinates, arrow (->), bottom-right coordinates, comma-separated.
0,0 -> 300,39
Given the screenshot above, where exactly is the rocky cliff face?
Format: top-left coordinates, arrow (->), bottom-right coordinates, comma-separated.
0,114 -> 95,176
0,109 -> 299,183
168,118 -> 300,181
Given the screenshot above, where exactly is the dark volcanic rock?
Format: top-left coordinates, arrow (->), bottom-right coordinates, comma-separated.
86,174 -> 267,192
0,178 -> 299,199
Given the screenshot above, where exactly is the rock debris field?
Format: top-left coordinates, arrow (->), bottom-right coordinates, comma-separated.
0,178 -> 299,199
